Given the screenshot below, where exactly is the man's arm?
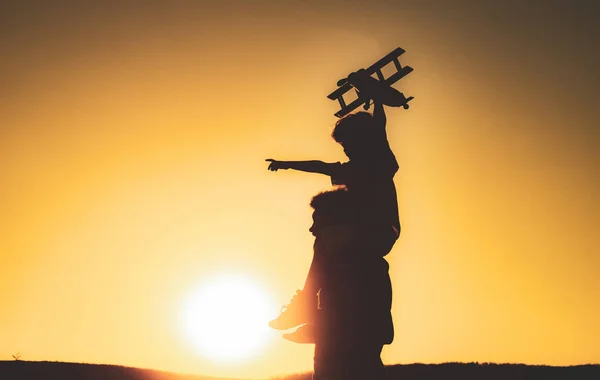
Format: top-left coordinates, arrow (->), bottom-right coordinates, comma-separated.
265,159 -> 337,176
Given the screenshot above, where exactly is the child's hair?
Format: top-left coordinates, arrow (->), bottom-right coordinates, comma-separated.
310,186 -> 355,225
331,111 -> 374,144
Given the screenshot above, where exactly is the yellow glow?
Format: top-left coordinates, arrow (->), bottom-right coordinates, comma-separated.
182,274 -> 275,363
1,2 -> 598,379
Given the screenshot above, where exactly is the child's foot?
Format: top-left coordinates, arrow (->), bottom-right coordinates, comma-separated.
283,324 -> 316,344
269,290 -> 313,330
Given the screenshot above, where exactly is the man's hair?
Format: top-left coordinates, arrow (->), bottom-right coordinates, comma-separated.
309,186 -> 355,224
331,111 -> 374,144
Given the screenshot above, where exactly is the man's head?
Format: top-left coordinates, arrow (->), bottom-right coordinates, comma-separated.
309,187 -> 355,236
331,111 -> 376,160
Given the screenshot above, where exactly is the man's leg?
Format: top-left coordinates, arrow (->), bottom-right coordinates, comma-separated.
313,319 -> 342,380
313,342 -> 385,380
349,344 -> 385,380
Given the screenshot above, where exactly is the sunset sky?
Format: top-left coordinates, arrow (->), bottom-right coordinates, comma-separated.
1,1 -> 599,379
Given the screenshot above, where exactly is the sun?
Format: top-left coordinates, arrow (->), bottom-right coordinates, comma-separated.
182,273 -> 275,362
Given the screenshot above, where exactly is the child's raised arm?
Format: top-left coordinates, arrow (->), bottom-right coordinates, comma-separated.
347,69 -> 407,108
372,100 -> 387,135
265,159 -> 336,176
347,69 -> 409,135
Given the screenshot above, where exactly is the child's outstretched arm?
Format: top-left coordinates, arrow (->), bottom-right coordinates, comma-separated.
265,159 -> 336,176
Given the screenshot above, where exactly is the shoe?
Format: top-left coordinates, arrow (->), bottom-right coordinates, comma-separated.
283,324 -> 316,344
269,290 -> 313,330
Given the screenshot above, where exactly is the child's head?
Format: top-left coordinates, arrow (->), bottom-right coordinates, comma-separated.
331,111 -> 376,160
308,186 -> 356,236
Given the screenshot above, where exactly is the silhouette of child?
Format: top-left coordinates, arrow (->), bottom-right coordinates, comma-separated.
266,69 -> 403,343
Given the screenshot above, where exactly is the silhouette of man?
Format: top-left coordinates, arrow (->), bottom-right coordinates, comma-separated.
279,186 -> 392,379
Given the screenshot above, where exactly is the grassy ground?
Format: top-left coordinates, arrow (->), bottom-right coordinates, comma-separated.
1,360 -> 599,380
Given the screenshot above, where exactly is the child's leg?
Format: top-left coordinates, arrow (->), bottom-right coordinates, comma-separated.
305,226 -> 355,296
268,241 -> 322,330
301,240 -> 324,301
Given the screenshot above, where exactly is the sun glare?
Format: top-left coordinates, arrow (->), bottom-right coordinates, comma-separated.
182,273 -> 275,362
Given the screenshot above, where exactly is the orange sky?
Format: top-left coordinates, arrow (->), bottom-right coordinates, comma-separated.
1,1 -> 599,378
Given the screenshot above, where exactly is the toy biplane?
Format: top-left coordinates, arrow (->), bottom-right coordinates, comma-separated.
327,47 -> 414,118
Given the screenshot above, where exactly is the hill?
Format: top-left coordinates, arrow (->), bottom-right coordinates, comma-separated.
1,360 -> 599,380
0,361 -> 235,380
